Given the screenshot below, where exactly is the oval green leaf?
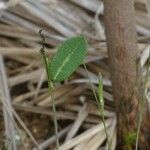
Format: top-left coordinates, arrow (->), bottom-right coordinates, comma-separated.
49,36 -> 87,82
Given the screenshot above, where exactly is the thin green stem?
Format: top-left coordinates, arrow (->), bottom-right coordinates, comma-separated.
135,100 -> 144,150
135,50 -> 150,150
83,63 -> 98,102
83,63 -> 111,150
48,82 -> 59,150
39,30 -> 59,150
100,106 -> 110,148
41,51 -> 59,150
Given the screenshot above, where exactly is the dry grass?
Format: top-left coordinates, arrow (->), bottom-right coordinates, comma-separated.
0,0 -> 149,149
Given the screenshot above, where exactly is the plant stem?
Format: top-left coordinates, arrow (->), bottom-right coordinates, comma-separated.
135,100 -> 145,150
100,106 -> 110,149
48,82 -> 59,150
40,30 -> 59,149
42,57 -> 59,150
135,50 -> 150,150
83,63 -> 111,150
41,51 -> 59,150
83,63 -> 98,102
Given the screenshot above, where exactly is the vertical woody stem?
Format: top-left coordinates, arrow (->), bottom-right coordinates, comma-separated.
104,0 -> 150,149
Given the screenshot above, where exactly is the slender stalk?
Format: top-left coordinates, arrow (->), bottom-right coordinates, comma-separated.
83,63 -> 98,102
39,30 -> 59,150
48,82 -> 59,150
135,100 -> 145,150
99,106 -> 110,149
135,50 -> 150,150
83,63 -> 111,150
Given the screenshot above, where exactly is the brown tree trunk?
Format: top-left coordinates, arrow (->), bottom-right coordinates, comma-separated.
103,0 -> 150,149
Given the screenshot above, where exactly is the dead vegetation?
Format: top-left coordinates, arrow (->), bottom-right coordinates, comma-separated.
0,0 -> 149,149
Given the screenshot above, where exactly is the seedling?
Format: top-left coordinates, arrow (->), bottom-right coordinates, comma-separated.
39,30 -> 87,150
98,74 -> 110,149
84,63 -> 111,150
40,31 -> 111,149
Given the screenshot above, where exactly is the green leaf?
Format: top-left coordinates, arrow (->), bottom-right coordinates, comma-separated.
98,74 -> 104,107
49,36 -> 87,82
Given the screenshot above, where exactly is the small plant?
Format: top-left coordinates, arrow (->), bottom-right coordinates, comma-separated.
98,74 -> 111,149
84,64 -> 111,150
39,30 -> 87,150
40,31 -> 111,149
